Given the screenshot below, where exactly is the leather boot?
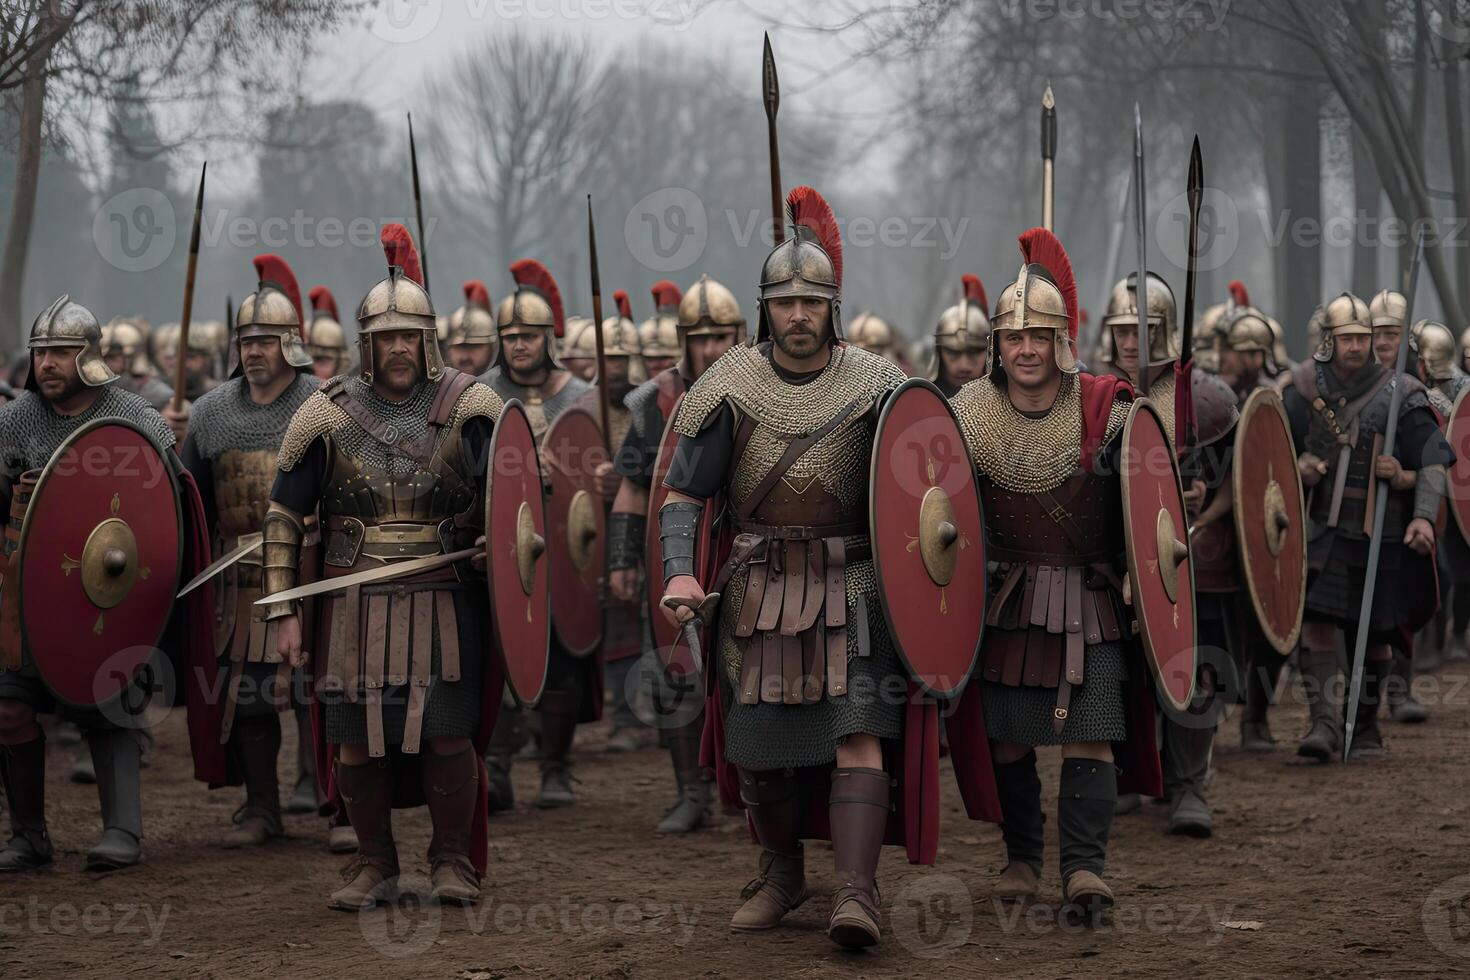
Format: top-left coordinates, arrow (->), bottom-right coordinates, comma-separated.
655,717 -> 710,834
537,688 -> 580,808
1058,758 -> 1116,921
1295,647 -> 1342,762
329,757 -> 399,911
992,751 -> 1043,902
422,746 -> 482,906
484,704 -> 520,813
223,714 -> 284,848
1348,658 -> 1389,760
827,767 -> 889,950
1162,716 -> 1213,838
0,734 -> 52,871
730,768 -> 808,931
288,706 -> 320,813
1241,654 -> 1283,751
69,741 -> 95,784
86,728 -> 144,871
1387,652 -> 1427,724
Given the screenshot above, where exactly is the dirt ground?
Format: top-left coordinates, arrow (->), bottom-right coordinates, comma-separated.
4,659 -> 1470,979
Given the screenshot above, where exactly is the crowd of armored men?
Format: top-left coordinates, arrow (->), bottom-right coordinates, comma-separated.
0,253 -> 1463,927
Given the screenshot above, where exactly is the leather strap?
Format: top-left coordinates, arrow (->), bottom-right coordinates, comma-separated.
328,381 -> 435,467
428,367 -> 474,425
735,398 -> 865,523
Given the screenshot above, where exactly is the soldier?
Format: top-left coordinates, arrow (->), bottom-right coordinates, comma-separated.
180,255 -> 343,851
948,232 -> 1161,914
929,274 -> 990,397
1282,293 -> 1451,761
658,186 -> 917,949
559,317 -> 600,383
305,286 -> 350,381
0,297 -> 190,872
262,225 -> 505,909
1216,305 -> 1280,402
637,281 -> 683,379
1461,324 -> 1470,375
446,280 -> 498,376
608,273 -> 746,833
847,312 -> 912,373
1101,270 -> 1244,836
102,318 -> 174,409
153,321 -> 219,402
481,260 -> 596,809
573,292 -> 650,752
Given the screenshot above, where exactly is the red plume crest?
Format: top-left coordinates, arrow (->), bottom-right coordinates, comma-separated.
650,280 -> 682,311
380,223 -> 424,287
1228,279 -> 1249,307
961,273 -> 987,312
1017,227 -> 1078,339
462,279 -> 491,309
509,258 -> 565,337
308,285 -> 339,323
614,289 -> 633,321
786,186 -> 843,289
253,254 -> 302,326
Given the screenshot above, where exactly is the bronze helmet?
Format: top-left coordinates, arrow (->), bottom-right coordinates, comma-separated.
1313,292 -> 1372,363
232,253 -> 313,377
757,186 -> 842,342
26,295 -> 114,392
494,259 -> 564,370
987,228 -> 1079,379
356,224 -> 444,383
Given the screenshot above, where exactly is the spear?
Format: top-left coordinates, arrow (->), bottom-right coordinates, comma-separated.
224,294 -> 234,333
1176,136 -> 1204,456
1091,175 -> 1130,364
408,112 -> 432,300
171,161 -> 206,414
1132,104 -> 1151,397
763,32 -> 784,247
1343,232 -> 1426,761
1041,84 -> 1056,232
586,195 -> 611,454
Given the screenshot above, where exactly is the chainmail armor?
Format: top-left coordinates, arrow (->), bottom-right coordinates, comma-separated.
952,375 -> 1128,493
0,385 -> 174,471
188,374 -> 321,462
623,376 -> 659,440
480,367 -> 590,438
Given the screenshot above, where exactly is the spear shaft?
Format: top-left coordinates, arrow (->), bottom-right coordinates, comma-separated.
586,196 -> 611,454
409,112 -> 432,299
171,161 -> 206,413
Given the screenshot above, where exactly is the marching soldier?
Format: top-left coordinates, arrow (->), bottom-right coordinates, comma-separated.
262,225 -> 506,908
637,281 -> 683,378
305,286 -> 350,381
102,317 -> 174,409
929,274 -> 990,397
574,292 -> 650,752
1282,293 -> 1452,761
445,280 -> 498,377
847,312 -> 912,373
0,297 -> 194,872
180,255 -> 341,850
153,320 -> 220,402
659,187 -> 920,949
1216,305 -> 1280,402
608,273 -> 746,833
949,231 -> 1162,913
558,316 -> 600,383
481,260 -> 596,809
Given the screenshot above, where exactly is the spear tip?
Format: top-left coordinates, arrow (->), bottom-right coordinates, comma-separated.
763,32 -> 779,115
1042,83 -> 1054,109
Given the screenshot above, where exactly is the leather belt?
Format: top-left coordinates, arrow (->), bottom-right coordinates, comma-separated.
734,520 -> 865,541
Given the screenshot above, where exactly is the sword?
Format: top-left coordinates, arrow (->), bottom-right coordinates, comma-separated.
763,32 -> 784,247
171,161 -> 206,414
660,592 -> 720,678
1132,104 -> 1151,398
1344,232 -> 1426,761
1040,83 -> 1056,232
408,112 -> 431,300
255,546 -> 479,607
176,536 -> 262,598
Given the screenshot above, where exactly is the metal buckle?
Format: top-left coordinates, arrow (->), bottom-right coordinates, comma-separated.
1053,706 -> 1068,720
382,424 -> 401,444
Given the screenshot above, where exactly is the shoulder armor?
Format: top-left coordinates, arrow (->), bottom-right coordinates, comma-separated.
277,390 -> 349,471
1190,367 -> 1240,448
672,345 -> 763,436
447,380 -> 504,429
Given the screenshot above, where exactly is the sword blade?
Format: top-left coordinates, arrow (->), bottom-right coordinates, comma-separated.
254,546 -> 480,607
176,536 -> 262,598
680,620 -> 704,677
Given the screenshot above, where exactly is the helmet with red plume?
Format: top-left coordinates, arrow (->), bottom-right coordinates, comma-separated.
986,228 -> 1080,379
757,185 -> 844,342
354,223 -> 444,383
494,259 -> 565,369
449,278 -> 497,348
231,253 -> 312,376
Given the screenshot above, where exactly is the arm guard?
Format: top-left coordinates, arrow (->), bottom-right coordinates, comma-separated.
606,511 -> 646,571
1413,463 -> 1446,523
658,500 -> 703,586
261,503 -> 305,620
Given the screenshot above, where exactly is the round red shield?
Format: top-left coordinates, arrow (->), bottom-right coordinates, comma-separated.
18,418 -> 182,708
484,401 -> 551,707
1232,388 -> 1306,655
1446,387 -> 1470,547
869,379 -> 986,700
645,401 -> 715,676
543,408 -> 607,656
1120,398 -> 1197,713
